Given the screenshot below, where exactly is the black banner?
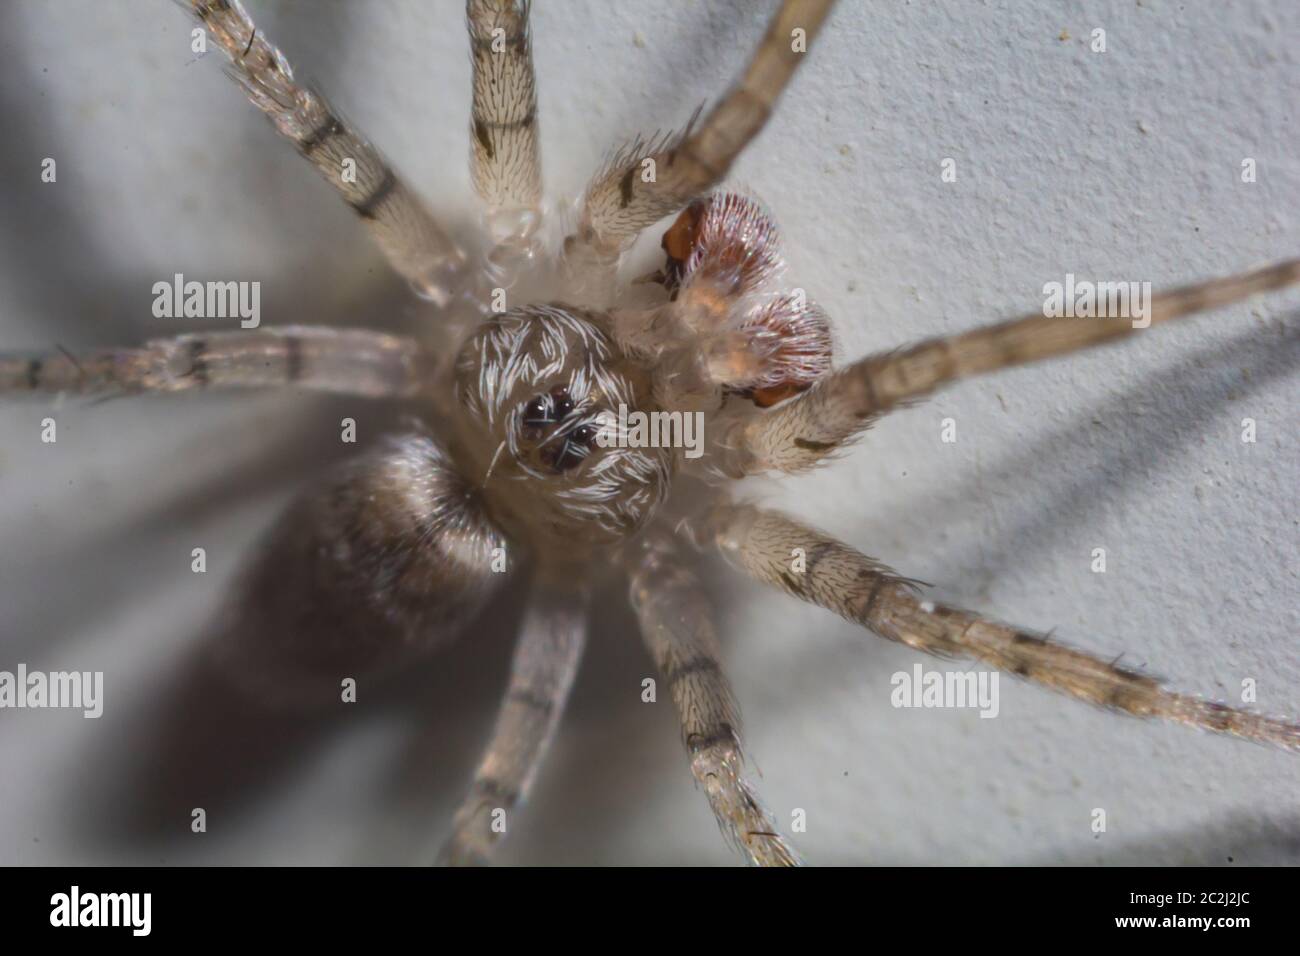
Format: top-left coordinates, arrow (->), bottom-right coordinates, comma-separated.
0,866 -> 1285,942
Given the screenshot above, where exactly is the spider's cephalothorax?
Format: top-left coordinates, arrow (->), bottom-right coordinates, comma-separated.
3,0 -> 1299,867
454,305 -> 673,549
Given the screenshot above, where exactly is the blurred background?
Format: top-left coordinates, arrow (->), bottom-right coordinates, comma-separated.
1,0 -> 1298,865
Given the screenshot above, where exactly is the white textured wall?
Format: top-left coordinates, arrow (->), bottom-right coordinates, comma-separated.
1,0 -> 1297,865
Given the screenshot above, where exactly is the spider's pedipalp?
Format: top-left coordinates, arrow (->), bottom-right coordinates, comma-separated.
0,327 -> 433,399
704,501 -> 1300,753
628,529 -> 799,866
188,0 -> 466,303
440,573 -> 588,866
664,192 -> 785,298
718,258 -> 1300,476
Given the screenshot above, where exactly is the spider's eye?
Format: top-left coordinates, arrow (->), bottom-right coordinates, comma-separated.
549,384 -> 575,418
521,395 -> 554,440
524,395 -> 550,421
520,385 -> 595,474
538,420 -> 598,473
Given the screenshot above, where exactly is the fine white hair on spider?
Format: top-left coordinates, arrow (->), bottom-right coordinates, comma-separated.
2,0 -> 1299,867
458,304 -> 673,540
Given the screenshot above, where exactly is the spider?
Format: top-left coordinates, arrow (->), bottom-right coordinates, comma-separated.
2,0 -> 1298,866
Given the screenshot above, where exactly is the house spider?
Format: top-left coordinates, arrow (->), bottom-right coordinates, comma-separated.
1,0 -> 1298,865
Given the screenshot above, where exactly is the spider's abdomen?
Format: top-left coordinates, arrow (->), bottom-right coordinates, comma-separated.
455,305 -> 673,551
205,435 -> 506,708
